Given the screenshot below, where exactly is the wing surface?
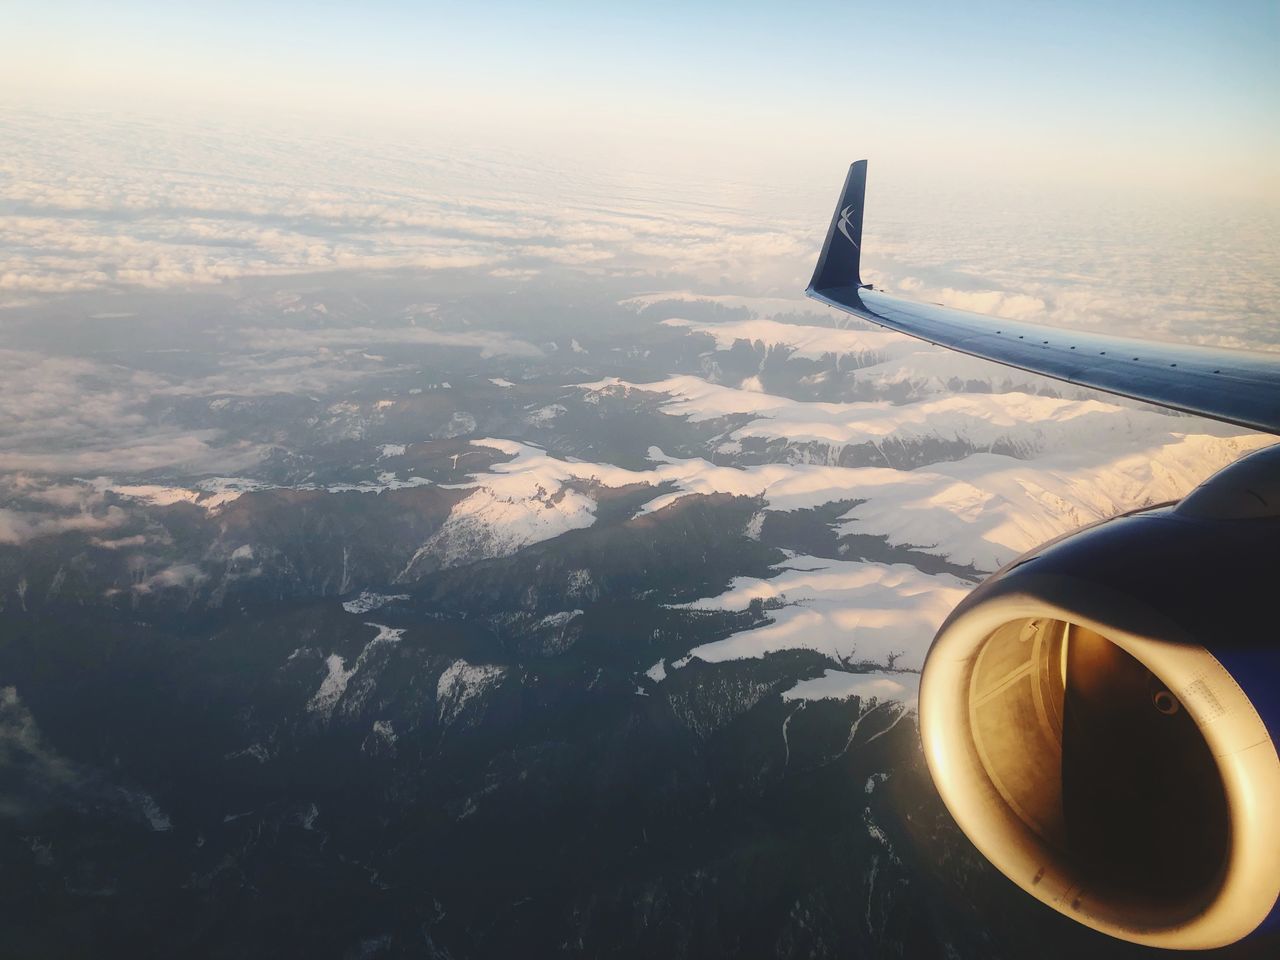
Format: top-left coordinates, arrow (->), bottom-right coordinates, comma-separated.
806,162 -> 1280,435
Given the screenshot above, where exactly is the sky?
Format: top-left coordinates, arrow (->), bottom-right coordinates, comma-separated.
3,1 -> 1278,198
0,1 -> 1277,352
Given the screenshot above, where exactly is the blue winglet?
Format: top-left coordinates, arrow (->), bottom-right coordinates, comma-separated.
807,159 -> 868,293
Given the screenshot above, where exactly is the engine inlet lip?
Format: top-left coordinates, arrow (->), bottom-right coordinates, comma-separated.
919,577 -> 1280,950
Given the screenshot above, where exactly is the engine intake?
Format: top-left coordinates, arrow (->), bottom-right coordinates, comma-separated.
920,446 -> 1280,949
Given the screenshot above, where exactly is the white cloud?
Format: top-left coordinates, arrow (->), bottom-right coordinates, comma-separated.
0,505 -> 127,545
237,326 -> 543,359
0,350 -> 264,476
133,563 -> 208,595
5,106 -> 1275,352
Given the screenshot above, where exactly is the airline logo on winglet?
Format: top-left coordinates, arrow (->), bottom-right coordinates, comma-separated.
837,204 -> 859,250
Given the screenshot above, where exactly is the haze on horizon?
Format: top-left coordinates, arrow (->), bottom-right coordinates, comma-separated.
4,0 -> 1278,193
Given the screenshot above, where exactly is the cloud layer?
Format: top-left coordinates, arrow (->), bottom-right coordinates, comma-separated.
5,106 -> 1276,356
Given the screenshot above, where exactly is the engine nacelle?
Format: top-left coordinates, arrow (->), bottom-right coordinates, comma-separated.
920,444 -> 1280,949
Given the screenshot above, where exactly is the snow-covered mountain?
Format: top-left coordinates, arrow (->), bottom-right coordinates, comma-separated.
1,266 -> 1271,959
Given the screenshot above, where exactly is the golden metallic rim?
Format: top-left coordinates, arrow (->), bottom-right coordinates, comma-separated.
920,588 -> 1280,950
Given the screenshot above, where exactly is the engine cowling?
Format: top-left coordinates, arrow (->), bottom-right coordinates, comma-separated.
920,444 -> 1280,949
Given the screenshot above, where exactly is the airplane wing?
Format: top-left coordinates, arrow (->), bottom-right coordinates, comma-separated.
805,161 -> 1280,435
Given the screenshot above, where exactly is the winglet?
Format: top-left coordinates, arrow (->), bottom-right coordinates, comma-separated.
807,160 -> 868,293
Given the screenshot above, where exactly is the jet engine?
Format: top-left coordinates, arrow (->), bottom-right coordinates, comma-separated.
920,444 -> 1280,949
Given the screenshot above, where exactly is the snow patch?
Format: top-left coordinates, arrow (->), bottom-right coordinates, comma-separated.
342,590 -> 409,614
101,471 -> 438,512
437,411 -> 477,439
102,476 -> 267,512
307,623 -> 404,719
136,793 -> 172,832
578,374 -> 1211,458
300,803 -> 320,830
386,407 -> 1263,582
677,556 -> 968,671
309,654 -> 355,719
661,316 -> 899,364
783,669 -> 920,708
565,568 -> 595,600
537,609 -> 583,629
525,403 -> 566,426
225,743 -> 270,764
436,660 -> 507,727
